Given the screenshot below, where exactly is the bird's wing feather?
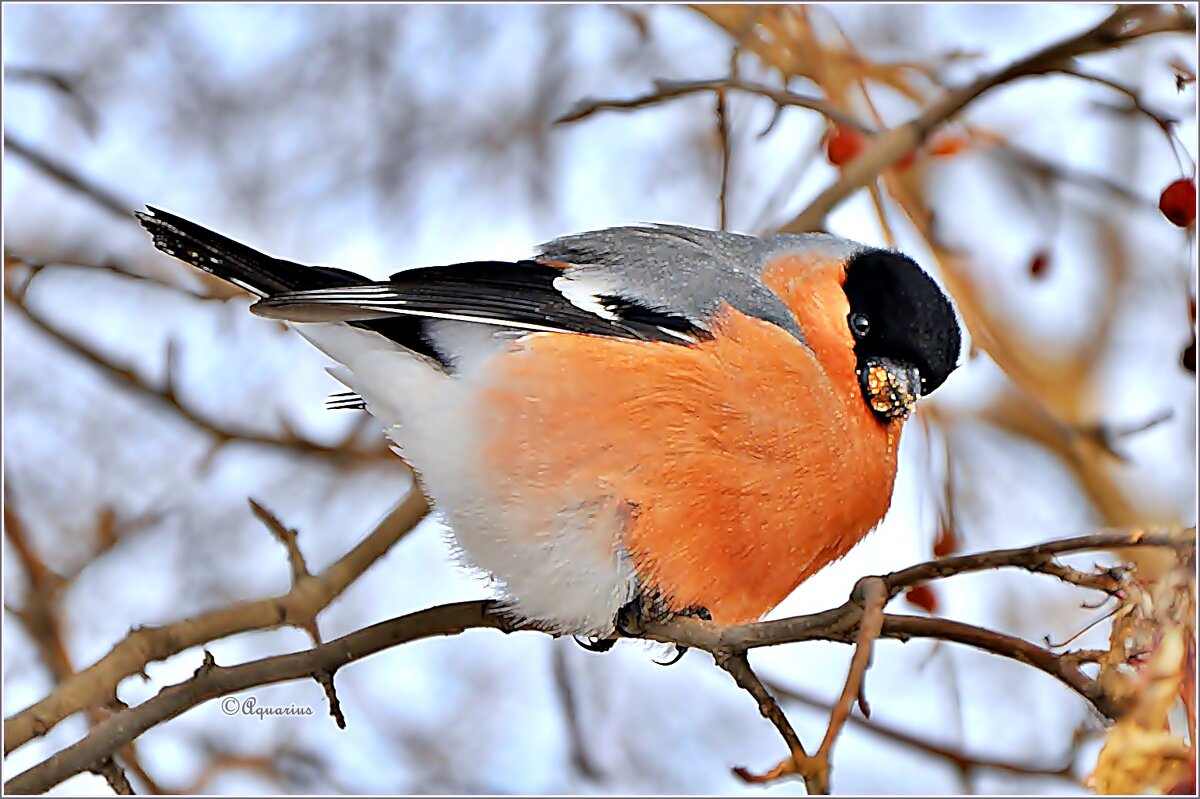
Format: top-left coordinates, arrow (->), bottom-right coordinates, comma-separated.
253,260 -> 704,343
538,225 -> 809,344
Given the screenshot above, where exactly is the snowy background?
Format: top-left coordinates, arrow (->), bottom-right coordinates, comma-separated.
3,3 -> 1196,795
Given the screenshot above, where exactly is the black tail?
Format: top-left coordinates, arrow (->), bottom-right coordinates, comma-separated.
134,206 -> 364,296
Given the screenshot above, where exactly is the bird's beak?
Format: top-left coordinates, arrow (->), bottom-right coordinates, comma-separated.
859,357 -> 922,421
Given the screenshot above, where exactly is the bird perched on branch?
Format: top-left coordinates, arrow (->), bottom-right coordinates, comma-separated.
137,207 -> 961,649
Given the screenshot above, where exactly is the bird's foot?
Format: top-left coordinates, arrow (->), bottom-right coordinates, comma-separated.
613,595 -> 712,666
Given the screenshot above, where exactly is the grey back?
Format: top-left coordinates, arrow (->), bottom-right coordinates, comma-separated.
538,225 -> 865,346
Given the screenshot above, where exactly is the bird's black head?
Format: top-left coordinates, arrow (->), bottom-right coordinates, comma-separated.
841,249 -> 961,420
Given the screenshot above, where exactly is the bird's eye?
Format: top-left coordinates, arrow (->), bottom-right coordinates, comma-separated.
849,312 -> 871,338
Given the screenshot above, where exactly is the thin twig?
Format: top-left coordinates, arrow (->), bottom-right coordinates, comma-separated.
557,77 -> 866,132
719,651 -> 811,772
4,273 -> 394,465
764,679 -> 1076,778
818,578 -> 887,759
4,490 -> 166,793
550,643 -> 603,781
4,132 -> 132,219
716,88 -> 731,231
247,499 -> 349,728
879,527 -> 1187,597
732,577 -> 888,793
249,499 -> 314,587
92,757 -> 135,795
1054,64 -> 1178,133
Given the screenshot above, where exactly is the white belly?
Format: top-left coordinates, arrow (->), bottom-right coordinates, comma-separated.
295,321 -> 637,635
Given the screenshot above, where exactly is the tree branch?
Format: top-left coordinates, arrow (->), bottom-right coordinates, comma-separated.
7,527 -> 1189,794
732,577 -> 889,792
2,490 -> 429,755
778,4 -> 1196,232
3,268 -> 395,465
5,600 -> 516,796
4,132 -> 133,220
763,679 -> 1076,779
557,77 -> 866,132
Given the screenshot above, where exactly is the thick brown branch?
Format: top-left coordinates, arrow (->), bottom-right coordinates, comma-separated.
3,490 -> 429,754
5,601 -> 516,796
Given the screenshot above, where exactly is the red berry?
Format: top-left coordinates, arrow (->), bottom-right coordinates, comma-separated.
1159,178 -> 1196,227
825,125 -> 864,167
929,134 -> 968,157
933,524 -> 958,557
905,585 -> 938,614
1029,251 -> 1050,279
894,150 -> 919,171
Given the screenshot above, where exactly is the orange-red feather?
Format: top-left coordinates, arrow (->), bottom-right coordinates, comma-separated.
476,253 -> 902,624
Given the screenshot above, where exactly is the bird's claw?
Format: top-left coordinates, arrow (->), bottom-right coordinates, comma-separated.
654,644 -> 689,666
573,635 -> 616,653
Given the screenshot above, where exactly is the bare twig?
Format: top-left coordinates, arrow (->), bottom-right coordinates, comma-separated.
763,679 -> 1076,778
720,651 -> 812,782
91,757 -> 136,795
6,66 -> 99,134
4,132 -> 132,220
1054,63 -> 1179,133
716,88 -> 731,231
249,499 -> 314,587
557,77 -> 866,132
818,579 -> 887,761
3,490 -> 429,754
4,272 -> 394,465
732,577 -> 888,793
878,527 -> 1186,596
247,498 -> 348,728
4,490 -> 166,793
550,644 -> 603,781
4,252 -> 239,306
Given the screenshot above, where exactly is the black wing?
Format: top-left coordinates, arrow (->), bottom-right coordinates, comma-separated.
253,261 -> 704,344
137,207 -> 703,373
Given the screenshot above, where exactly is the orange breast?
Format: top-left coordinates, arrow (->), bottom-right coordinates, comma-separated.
476,257 -> 901,625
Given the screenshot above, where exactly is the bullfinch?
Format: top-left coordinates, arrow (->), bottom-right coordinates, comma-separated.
136,207 -> 961,642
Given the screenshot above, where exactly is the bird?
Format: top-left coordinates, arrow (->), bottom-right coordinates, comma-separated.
135,206 -> 961,648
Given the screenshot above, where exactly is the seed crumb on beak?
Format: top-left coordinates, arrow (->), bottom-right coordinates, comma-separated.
860,358 -> 921,421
